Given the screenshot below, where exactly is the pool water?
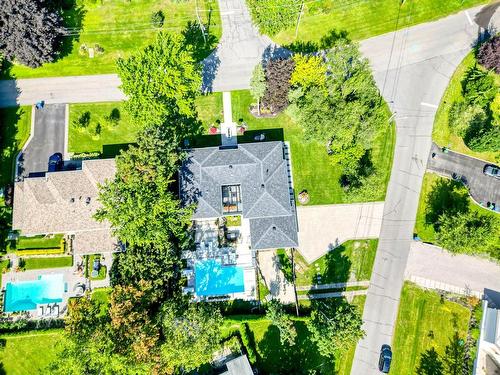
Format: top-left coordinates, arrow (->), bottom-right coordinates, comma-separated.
4,274 -> 65,312
195,259 -> 245,296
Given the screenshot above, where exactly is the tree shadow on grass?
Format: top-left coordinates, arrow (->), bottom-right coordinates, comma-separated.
257,321 -> 334,374
416,347 -> 443,375
424,178 -> 469,231
311,244 -> 352,286
283,29 -> 350,54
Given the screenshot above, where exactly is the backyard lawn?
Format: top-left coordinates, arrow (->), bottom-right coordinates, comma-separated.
433,51 -> 500,164
414,172 -> 499,243
391,282 -> 471,374
16,234 -> 64,250
5,0 -> 221,79
294,240 -> 378,287
0,330 -> 65,375
0,106 -> 31,186
274,0 -> 488,45
21,256 -> 73,270
222,295 -> 366,375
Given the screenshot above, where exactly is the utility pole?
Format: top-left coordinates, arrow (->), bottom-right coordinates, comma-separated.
294,0 -> 305,39
195,0 -> 207,45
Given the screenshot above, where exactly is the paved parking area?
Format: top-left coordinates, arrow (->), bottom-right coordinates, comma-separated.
19,104 -> 66,177
296,202 -> 384,263
427,143 -> 500,206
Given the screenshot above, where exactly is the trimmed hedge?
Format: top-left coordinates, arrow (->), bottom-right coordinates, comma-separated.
0,318 -> 64,334
239,322 -> 258,364
16,247 -> 64,256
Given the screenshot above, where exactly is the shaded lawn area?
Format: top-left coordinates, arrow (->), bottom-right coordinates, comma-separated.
433,51 -> 499,163
22,256 -> 73,270
274,0 -> 487,45
294,240 -> 378,287
222,295 -> 365,375
229,90 -> 395,205
414,172 -> 499,243
68,102 -> 141,155
92,287 -> 112,316
0,106 -> 31,186
391,282 -> 471,374
6,0 -> 221,79
0,330 -> 65,375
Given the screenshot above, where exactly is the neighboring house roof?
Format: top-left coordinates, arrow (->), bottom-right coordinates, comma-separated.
179,141 -> 298,249
12,159 -> 118,254
474,289 -> 500,375
220,355 -> 253,375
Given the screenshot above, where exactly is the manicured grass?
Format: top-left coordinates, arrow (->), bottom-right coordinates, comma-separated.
391,282 -> 471,374
6,0 -> 221,79
16,234 -> 64,250
196,92 -> 223,128
222,295 -> 365,375
294,240 -> 377,287
22,256 -> 73,270
85,254 -> 107,280
0,330 -> 65,375
225,215 -> 242,227
0,106 -> 31,186
414,172 -> 500,243
230,90 -> 395,205
433,51 -> 500,163
92,287 -> 112,316
0,258 -> 10,287
274,0 -> 488,45
68,102 -> 141,155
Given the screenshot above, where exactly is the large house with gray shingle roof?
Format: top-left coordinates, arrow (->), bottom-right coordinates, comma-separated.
179,141 -> 299,250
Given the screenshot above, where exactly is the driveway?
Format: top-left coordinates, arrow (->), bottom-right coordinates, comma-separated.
427,143 -> 500,206
296,202 -> 384,264
19,104 -> 66,177
351,5 -> 500,374
406,241 -> 500,294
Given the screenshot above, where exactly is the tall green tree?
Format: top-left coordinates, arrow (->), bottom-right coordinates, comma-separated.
306,300 -> 364,358
250,64 -> 267,116
266,299 -> 297,346
117,32 -> 202,130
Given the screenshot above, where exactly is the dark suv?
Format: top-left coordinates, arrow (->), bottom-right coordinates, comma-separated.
48,153 -> 63,172
379,344 -> 392,373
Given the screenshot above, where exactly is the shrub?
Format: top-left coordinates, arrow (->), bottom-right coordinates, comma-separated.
239,322 -> 257,363
105,108 -> 121,126
247,0 -> 301,35
73,111 -> 91,129
94,123 -> 102,136
477,35 -> 500,74
449,102 -> 487,138
467,126 -> 500,152
94,43 -> 104,55
461,66 -> 496,107
0,318 -> 64,333
263,58 -> 295,113
151,10 -> 165,28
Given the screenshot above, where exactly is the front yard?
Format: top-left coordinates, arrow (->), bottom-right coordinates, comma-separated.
391,282 -> 473,374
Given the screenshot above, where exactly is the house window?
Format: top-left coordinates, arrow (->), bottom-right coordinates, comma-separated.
222,185 -> 242,214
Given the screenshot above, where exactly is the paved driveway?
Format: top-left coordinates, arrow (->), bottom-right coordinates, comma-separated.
406,241 -> 500,294
296,202 -> 384,263
19,104 -> 66,177
427,143 -> 500,206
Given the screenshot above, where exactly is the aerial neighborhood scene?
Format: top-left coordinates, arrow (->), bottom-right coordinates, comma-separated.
0,0 -> 499,374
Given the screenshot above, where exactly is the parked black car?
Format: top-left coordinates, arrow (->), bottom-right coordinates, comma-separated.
379,344 -> 392,373
48,153 -> 63,172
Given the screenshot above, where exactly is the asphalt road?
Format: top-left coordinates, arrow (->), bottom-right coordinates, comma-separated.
427,143 -> 500,207
20,104 -> 66,177
351,5 -> 500,374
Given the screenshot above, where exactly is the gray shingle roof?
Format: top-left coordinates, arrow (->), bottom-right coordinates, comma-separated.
180,141 -> 298,250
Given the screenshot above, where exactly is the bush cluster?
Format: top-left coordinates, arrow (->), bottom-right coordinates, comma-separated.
247,0 -> 302,35
477,35 -> 500,74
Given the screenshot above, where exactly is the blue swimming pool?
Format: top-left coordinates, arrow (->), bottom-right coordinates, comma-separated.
4,274 -> 65,312
195,259 -> 245,296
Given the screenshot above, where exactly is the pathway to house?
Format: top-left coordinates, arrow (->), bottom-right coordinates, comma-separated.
296,202 -> 384,264
352,6 -> 500,373
220,91 -> 237,146
405,241 -> 500,296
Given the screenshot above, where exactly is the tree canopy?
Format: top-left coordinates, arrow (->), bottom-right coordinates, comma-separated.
247,0 -> 302,36
0,0 -> 64,68
478,35 -> 500,74
250,64 -> 267,115
266,299 -> 297,346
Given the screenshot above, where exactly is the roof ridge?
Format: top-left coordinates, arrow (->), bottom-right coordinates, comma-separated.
246,190 -> 290,218
197,147 -> 218,166
253,221 -> 296,249
260,142 -> 281,164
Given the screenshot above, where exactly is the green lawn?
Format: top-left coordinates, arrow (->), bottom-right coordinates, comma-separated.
68,102 -> 141,155
6,0 -> 221,79
196,92 -> 224,128
0,106 -> 31,186
433,51 -> 500,163
414,172 -> 500,243
294,240 -> 377,287
16,234 -> 64,250
22,256 -> 73,270
222,295 -> 365,375
391,282 -> 471,374
274,0 -> 488,45
0,330 -> 65,374
85,254 -> 107,280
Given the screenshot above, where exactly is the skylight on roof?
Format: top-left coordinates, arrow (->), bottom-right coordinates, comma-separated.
222,185 -> 242,214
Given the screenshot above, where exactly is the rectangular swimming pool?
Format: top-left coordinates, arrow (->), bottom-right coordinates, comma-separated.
4,274 -> 65,312
195,259 -> 245,296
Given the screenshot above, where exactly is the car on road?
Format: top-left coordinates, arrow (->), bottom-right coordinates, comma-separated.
483,164 -> 500,179
378,344 -> 392,373
48,153 -> 63,172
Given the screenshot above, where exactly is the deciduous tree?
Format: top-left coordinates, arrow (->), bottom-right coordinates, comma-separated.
263,58 -> 295,113
0,0 -> 64,68
477,35 -> 500,74
266,299 -> 297,346
250,64 -> 267,115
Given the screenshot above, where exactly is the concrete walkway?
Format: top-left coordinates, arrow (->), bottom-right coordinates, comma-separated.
296,202 -> 384,263
220,91 -> 237,147
406,241 -> 500,295
257,249 -> 296,304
